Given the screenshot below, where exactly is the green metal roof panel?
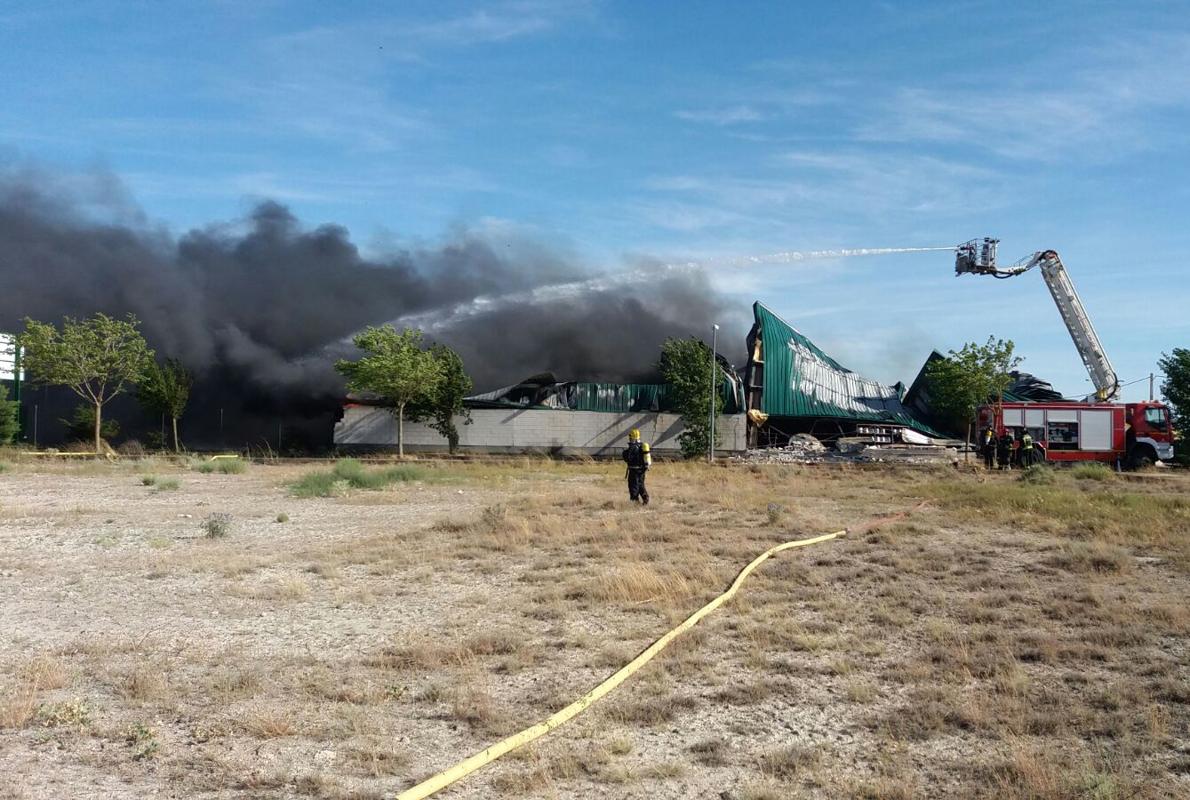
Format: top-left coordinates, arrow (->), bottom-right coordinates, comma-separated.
752,302 -> 938,434
466,373 -> 743,414
567,382 -> 674,413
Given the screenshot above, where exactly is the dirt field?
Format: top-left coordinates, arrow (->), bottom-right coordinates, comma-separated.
1,455 -> 1188,799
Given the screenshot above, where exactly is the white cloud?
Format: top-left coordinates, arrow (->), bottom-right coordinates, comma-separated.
675,105 -> 764,126
858,32 -> 1190,161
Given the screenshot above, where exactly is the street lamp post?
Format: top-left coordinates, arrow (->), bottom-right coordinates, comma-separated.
708,323 -> 719,463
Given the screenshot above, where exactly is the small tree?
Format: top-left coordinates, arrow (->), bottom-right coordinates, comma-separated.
410,343 -> 472,454
138,358 -> 193,453
20,314 -> 154,454
335,326 -> 440,457
1158,348 -> 1190,463
660,336 -> 722,459
0,383 -> 18,445
926,336 -> 1021,448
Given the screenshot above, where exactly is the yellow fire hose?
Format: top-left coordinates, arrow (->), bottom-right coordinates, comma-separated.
396,529 -> 847,800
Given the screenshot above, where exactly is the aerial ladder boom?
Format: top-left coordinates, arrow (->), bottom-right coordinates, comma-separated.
955,239 -> 1120,401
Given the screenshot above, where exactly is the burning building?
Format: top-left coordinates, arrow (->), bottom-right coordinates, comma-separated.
334,371 -> 747,456
743,302 -> 939,446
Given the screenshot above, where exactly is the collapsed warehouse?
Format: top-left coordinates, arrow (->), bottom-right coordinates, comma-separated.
743,302 -> 941,447
335,372 -> 747,456
334,300 -> 973,457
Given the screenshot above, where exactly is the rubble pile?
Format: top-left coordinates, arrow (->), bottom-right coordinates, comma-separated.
734,432 -> 960,466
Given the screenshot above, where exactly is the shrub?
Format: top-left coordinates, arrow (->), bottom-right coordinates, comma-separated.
125,722 -> 160,760
154,478 -> 180,492
276,513 -> 289,523
0,384 -> 18,445
766,503 -> 785,526
141,475 -> 157,486
118,440 -> 147,458
194,457 -> 246,474
61,404 -> 119,443
202,513 -> 232,538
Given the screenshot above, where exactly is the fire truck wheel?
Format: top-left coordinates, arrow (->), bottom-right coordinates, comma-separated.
1128,445 -> 1156,470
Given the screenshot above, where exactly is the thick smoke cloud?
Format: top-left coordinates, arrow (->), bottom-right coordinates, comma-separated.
0,169 -> 739,448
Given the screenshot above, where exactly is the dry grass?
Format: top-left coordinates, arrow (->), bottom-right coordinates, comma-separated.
0,458 -> 1187,799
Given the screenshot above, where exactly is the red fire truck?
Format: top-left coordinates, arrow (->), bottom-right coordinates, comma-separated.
957,240 -> 1176,468
979,400 -> 1174,469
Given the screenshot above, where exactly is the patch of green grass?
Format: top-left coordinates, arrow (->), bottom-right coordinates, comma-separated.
276,512 -> 289,523
141,475 -> 157,486
36,699 -> 91,728
1018,464 -> 1055,485
153,478 -> 180,492
289,459 -> 426,498
911,478 -> 1190,559
1070,462 -> 1115,481
195,458 -> 246,474
125,721 -> 160,760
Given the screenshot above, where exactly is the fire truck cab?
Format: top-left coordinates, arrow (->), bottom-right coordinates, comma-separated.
980,400 -> 1175,469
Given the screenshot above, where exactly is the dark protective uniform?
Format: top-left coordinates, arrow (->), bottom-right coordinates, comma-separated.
997,432 -> 1014,470
982,428 -> 996,469
622,440 -> 650,504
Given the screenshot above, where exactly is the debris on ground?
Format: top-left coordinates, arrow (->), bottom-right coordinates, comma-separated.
734,432 -> 961,465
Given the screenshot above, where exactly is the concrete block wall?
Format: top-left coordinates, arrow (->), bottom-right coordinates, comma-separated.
334,405 -> 747,455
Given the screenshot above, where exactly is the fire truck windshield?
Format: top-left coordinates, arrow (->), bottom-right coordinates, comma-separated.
1144,408 -> 1168,430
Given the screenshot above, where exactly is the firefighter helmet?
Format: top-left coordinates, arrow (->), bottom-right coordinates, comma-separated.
628,429 -> 641,441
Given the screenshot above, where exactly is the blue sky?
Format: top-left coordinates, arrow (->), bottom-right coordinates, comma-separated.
2,0 -> 1188,399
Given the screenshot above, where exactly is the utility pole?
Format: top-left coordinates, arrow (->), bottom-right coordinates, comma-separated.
1150,373 -> 1155,401
708,323 -> 719,463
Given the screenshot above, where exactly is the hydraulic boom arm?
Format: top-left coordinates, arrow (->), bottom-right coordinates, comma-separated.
955,239 -> 1120,401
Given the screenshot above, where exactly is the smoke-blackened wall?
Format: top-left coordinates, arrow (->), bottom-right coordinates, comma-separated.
0,169 -> 742,449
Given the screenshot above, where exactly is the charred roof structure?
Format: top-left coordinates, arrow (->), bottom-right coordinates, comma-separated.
335,369 -> 746,456
744,302 -> 938,446
464,371 -> 743,414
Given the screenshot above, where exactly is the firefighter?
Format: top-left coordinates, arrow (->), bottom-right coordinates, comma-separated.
981,426 -> 996,469
1020,430 -> 1035,468
622,428 -> 652,504
997,429 -> 1015,470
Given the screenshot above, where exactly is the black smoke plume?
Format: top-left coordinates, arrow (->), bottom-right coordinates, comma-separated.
0,168 -> 741,449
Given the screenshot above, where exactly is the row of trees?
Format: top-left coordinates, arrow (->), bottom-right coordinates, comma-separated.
15,315 -> 191,452
2,314 -> 473,456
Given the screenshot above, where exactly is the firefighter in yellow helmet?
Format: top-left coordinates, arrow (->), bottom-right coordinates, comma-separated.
622,428 -> 652,504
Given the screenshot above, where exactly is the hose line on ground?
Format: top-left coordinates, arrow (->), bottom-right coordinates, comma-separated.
396,529 -> 848,800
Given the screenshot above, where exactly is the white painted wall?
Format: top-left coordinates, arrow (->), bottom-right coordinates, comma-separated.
334,405 -> 747,455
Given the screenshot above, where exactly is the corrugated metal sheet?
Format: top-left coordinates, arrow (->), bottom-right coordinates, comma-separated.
564,382 -> 674,413
465,373 -> 742,414
751,302 -> 935,433
465,379 -> 676,413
